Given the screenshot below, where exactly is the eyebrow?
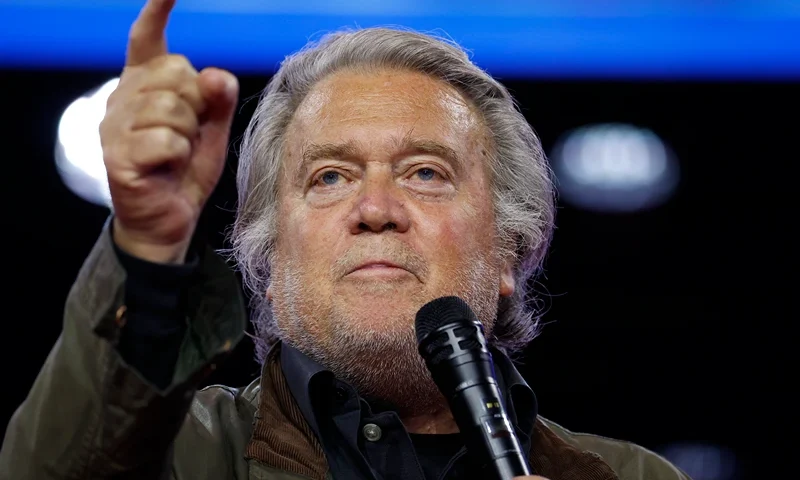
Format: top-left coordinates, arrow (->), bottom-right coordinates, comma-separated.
296,136 -> 464,180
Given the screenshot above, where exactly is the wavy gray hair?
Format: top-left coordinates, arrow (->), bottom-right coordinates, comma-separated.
230,27 -> 556,364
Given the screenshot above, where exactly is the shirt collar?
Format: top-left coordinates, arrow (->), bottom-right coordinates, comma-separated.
279,341 -> 538,444
279,341 -> 332,437
491,349 -> 538,451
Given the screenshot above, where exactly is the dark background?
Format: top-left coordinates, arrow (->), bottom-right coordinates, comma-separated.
1,68 -> 794,479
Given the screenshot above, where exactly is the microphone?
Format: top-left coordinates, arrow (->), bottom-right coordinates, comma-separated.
415,296 -> 531,480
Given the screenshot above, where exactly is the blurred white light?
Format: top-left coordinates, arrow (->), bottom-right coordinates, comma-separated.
550,123 -> 679,213
659,442 -> 739,480
55,77 -> 119,207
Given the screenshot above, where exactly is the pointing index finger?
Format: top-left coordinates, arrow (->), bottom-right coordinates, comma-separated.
126,0 -> 177,66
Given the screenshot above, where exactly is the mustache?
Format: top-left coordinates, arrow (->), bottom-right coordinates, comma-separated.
332,242 -> 429,280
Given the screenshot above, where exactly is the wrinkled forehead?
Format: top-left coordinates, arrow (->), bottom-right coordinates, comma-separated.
287,68 -> 488,153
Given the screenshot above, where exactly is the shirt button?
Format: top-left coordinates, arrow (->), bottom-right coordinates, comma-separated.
362,423 -> 382,442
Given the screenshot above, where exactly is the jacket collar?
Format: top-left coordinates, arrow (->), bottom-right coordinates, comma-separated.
245,342 -> 619,480
277,341 -> 538,455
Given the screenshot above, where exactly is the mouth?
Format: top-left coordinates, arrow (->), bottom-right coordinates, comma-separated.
346,260 -> 413,279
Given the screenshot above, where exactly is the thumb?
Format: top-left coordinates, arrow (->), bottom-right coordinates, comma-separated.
191,67 -> 239,196
198,66 -> 239,118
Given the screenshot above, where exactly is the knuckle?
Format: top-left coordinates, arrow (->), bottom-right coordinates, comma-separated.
157,128 -> 191,159
104,85 -> 127,116
105,88 -> 118,110
102,142 -> 127,171
130,91 -> 154,113
154,90 -> 183,116
160,54 -> 195,77
99,110 -> 124,148
98,118 -> 111,144
147,127 -> 172,150
127,129 -> 179,166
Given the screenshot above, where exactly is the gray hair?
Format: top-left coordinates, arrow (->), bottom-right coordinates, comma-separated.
230,27 -> 556,364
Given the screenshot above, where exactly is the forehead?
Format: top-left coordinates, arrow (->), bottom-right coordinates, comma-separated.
286,68 -> 486,152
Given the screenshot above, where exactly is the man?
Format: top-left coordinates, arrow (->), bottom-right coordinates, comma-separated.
0,0 -> 689,479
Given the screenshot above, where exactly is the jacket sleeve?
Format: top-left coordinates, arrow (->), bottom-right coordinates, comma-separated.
539,418 -> 692,480
0,220 -> 247,479
566,431 -> 692,480
592,438 -> 692,480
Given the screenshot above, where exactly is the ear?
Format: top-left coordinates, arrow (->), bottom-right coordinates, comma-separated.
266,284 -> 273,303
499,258 -> 515,298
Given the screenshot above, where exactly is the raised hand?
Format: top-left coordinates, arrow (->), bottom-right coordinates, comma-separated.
100,0 -> 239,263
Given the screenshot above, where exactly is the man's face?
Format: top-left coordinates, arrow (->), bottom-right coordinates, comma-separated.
269,68 -> 514,413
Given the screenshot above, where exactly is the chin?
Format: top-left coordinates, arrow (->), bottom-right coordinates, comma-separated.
335,305 -> 416,335
336,282 -> 422,308
324,301 -> 416,346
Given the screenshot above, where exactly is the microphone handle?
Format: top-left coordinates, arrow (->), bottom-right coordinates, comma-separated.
486,454 -> 531,480
453,379 -> 531,479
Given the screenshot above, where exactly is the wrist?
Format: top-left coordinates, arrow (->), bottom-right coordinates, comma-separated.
112,218 -> 192,265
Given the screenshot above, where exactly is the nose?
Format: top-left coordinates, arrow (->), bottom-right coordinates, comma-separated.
348,171 -> 410,234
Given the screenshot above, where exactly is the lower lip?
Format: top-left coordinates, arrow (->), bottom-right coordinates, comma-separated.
347,265 -> 412,279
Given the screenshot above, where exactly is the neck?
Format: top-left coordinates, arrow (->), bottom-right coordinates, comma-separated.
401,407 -> 459,434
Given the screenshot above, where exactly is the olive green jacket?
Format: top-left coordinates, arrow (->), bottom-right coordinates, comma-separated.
0,225 -> 690,480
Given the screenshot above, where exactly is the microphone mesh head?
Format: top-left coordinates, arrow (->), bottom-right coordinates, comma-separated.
415,296 -> 477,344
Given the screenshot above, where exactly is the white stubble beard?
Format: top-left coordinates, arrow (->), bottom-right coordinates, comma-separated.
269,250 -> 500,416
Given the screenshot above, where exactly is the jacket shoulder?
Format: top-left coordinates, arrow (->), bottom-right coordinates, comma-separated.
172,379 -> 260,479
538,417 -> 691,480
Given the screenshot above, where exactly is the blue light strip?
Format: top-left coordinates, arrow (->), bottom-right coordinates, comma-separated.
1,3 -> 799,79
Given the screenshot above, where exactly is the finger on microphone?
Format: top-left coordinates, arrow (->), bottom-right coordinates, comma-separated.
126,0 -> 177,66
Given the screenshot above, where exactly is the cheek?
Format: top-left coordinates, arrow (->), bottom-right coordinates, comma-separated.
277,201 -> 345,268
448,201 -> 497,262
417,205 -> 490,264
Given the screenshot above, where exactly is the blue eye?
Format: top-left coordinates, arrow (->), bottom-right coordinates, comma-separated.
320,171 -> 340,185
416,168 -> 436,181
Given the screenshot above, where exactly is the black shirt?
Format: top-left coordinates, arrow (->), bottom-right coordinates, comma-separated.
112,241 -> 538,479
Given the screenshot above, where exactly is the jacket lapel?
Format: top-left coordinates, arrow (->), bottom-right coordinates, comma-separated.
245,345 -> 329,480
529,419 -> 619,480
245,345 -> 618,480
